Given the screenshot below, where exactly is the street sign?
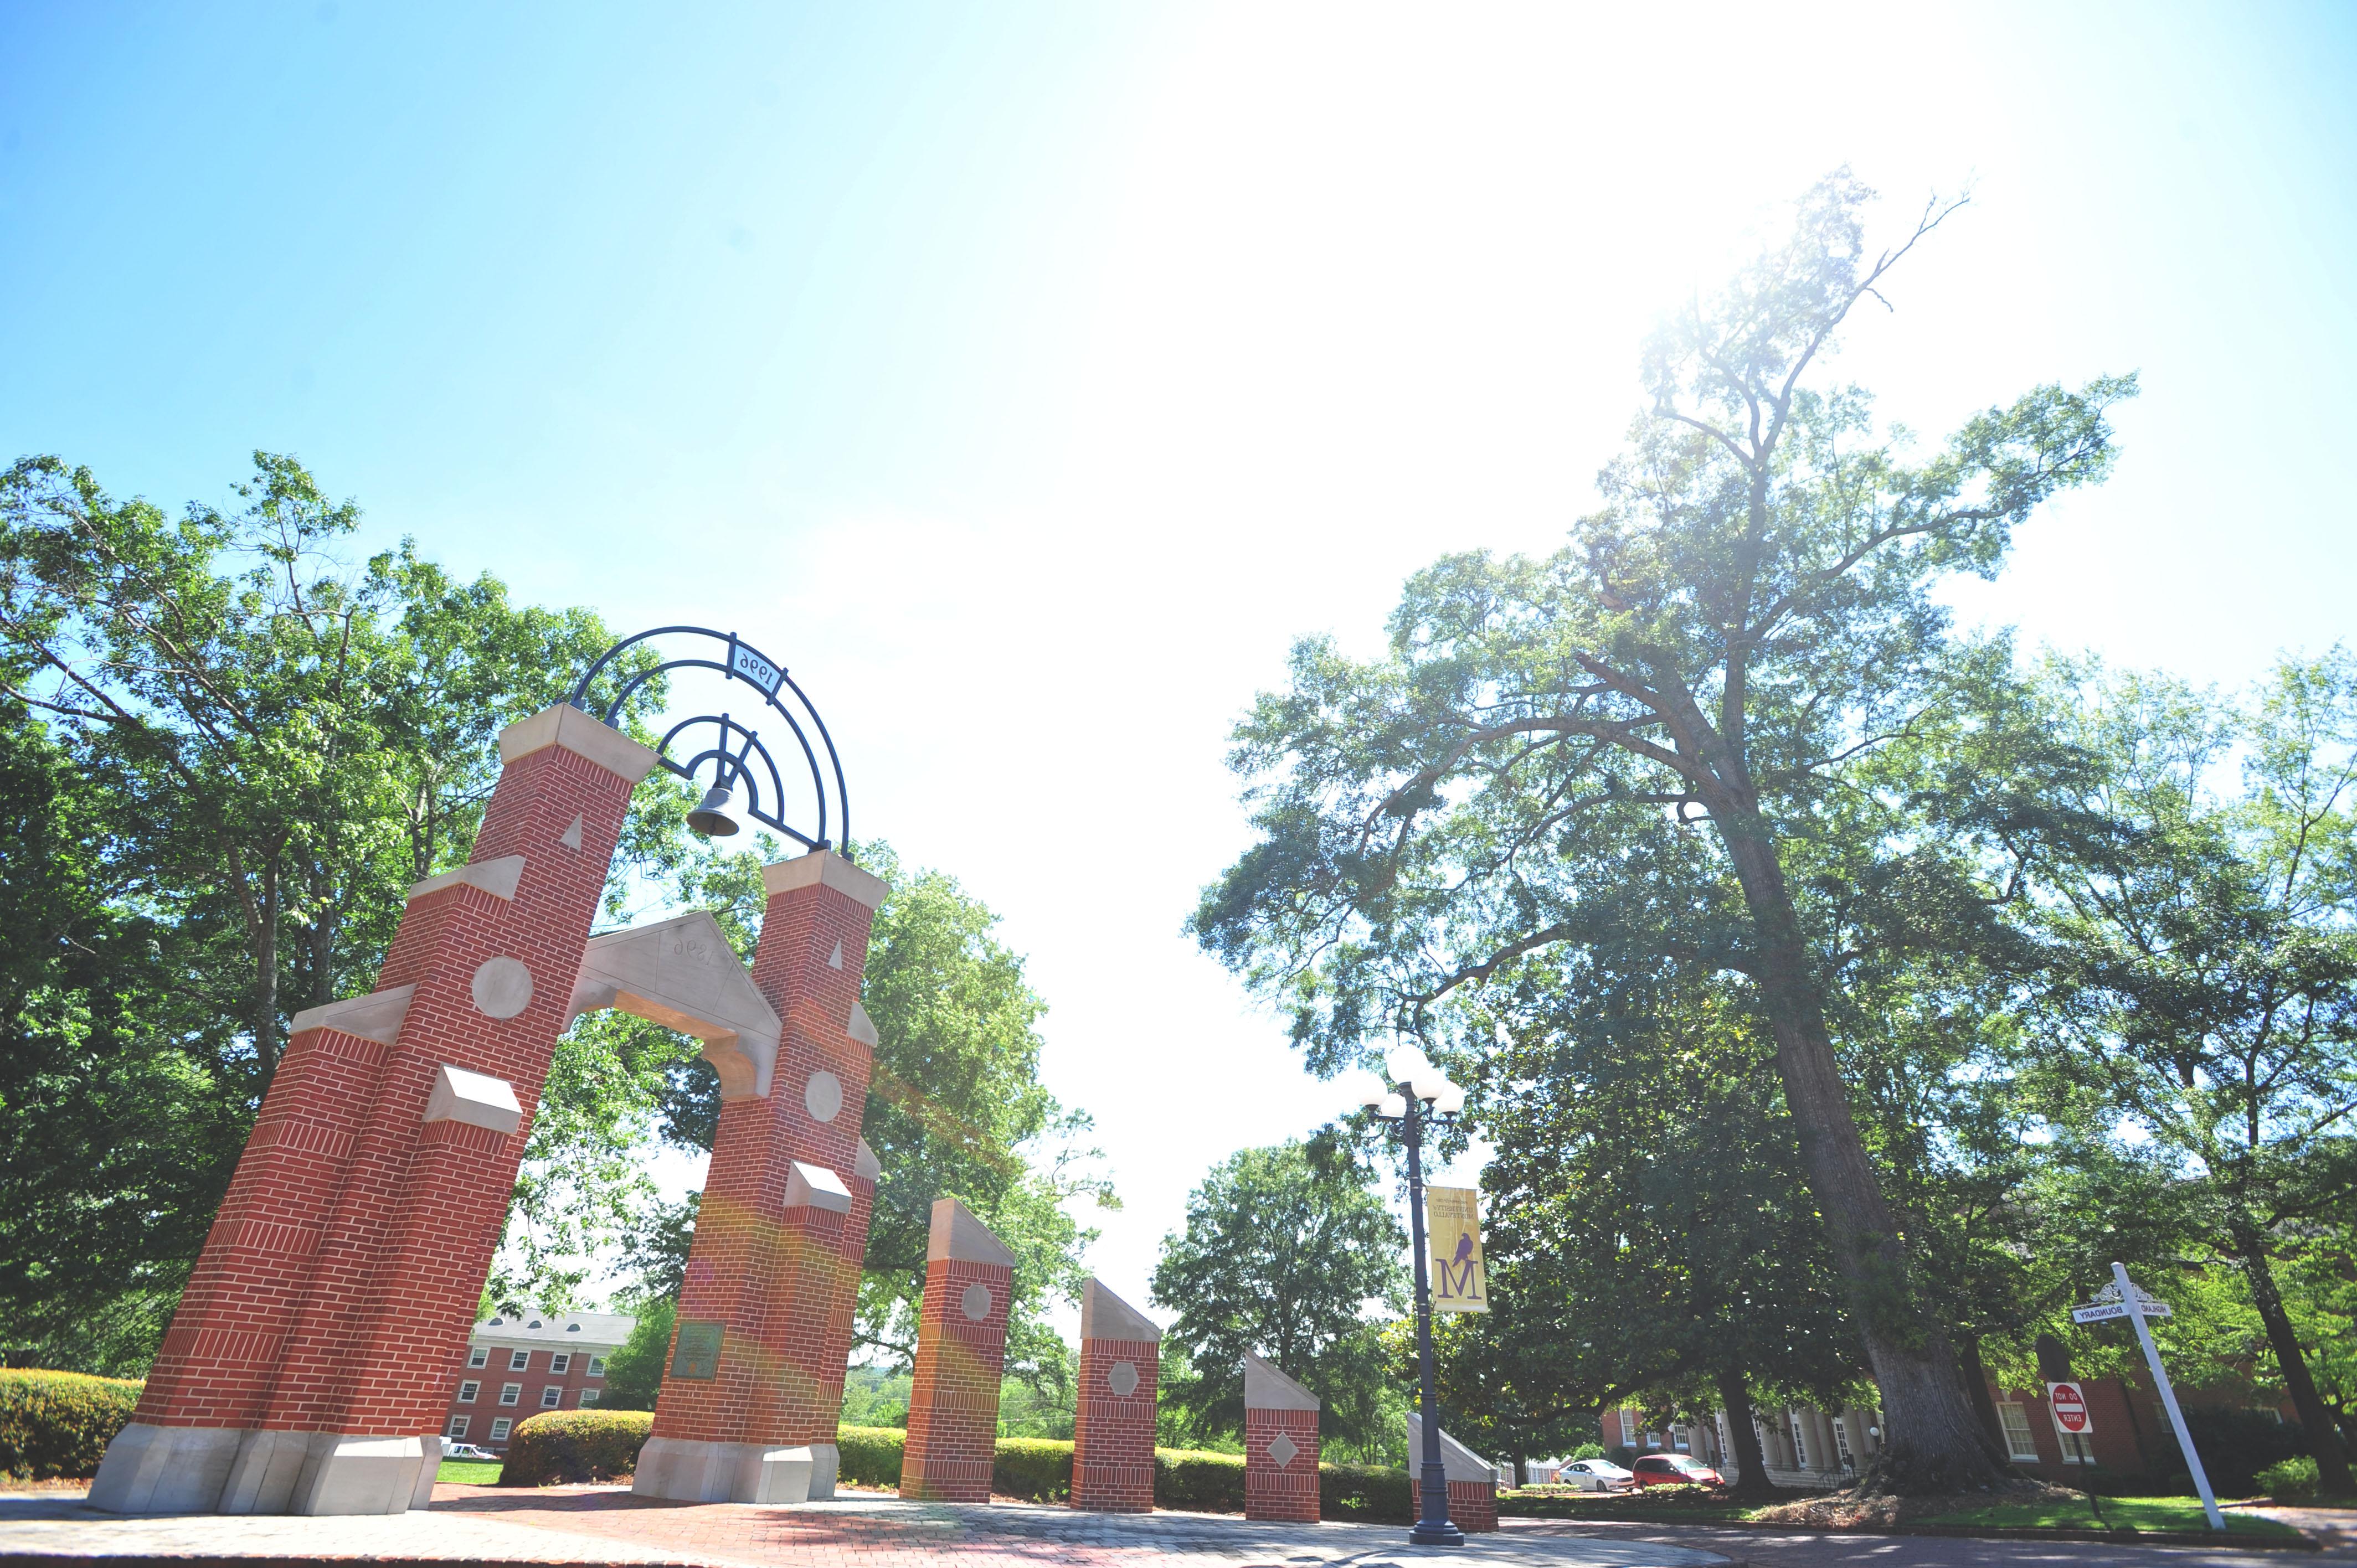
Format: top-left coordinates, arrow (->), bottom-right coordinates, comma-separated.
2071,1294 -> 2170,1324
2047,1381 -> 2093,1436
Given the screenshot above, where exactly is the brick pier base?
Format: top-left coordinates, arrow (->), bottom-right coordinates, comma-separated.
898,1200 -> 1016,1503
1071,1280 -> 1160,1513
1242,1354 -> 1320,1524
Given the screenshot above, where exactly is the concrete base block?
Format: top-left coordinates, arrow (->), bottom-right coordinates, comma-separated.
87,1423 -> 245,1514
219,1429 -> 326,1515
410,1435 -> 445,1509
632,1437 -> 840,1503
290,1434 -> 430,1515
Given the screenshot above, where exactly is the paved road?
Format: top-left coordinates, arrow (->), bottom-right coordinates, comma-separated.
1507,1515 -> 2355,1568
0,1487 -> 1723,1567
2,1486 -> 2345,1568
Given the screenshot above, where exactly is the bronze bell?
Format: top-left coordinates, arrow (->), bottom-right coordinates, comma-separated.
686,782 -> 744,837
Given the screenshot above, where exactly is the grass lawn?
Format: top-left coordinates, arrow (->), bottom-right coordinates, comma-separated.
1922,1496 -> 2301,1539
436,1459 -> 505,1486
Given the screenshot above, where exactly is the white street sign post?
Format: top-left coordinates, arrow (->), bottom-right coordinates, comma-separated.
2073,1262 -> 2222,1531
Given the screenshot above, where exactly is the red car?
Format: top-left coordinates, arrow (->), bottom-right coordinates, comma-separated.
1629,1454 -> 1725,1488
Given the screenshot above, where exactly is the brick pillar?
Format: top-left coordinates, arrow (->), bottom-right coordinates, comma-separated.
632,850 -> 886,1505
1072,1280 -> 1160,1513
89,705 -> 656,1516
1243,1353 -> 1320,1523
898,1199 -> 1016,1502
1408,1411 -> 1498,1532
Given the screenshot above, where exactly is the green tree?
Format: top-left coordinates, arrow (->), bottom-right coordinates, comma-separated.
1459,972 -> 1856,1498
1151,1137 -> 1407,1454
1189,174 -> 2132,1490
0,451 -> 684,1363
2026,653 -> 2357,1494
597,1297 -> 675,1412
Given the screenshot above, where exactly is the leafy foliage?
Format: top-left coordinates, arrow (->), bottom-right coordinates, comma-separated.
1188,172 -> 2132,1490
496,1408 -> 654,1486
1151,1137 -> 1406,1452
0,452 -> 691,1365
0,1368 -> 142,1479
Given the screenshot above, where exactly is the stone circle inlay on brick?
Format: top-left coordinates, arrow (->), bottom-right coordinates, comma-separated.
470,955 -> 536,1018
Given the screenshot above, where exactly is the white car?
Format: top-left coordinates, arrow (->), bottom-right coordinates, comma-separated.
442,1442 -> 500,1462
1560,1458 -> 1634,1492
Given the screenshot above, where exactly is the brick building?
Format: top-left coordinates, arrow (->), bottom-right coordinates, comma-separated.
441,1310 -> 634,1453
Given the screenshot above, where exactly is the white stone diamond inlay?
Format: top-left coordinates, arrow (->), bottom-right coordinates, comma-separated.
1108,1360 -> 1139,1398
1267,1432 -> 1298,1469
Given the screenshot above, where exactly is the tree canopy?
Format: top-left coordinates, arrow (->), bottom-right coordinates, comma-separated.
1151,1137 -> 1407,1455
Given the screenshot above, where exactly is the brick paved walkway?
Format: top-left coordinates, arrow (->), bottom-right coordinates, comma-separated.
0,1486 -> 1725,1567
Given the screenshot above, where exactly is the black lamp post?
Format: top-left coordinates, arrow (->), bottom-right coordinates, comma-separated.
1361,1045 -> 1468,1548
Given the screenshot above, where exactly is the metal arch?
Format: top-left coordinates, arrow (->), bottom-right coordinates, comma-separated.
567,625 -> 850,853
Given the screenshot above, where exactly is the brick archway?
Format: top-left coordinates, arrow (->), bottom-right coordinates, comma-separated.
87,704 -> 883,1518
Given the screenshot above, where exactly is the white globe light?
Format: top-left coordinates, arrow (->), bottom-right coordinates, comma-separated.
1412,1070 -> 1448,1102
1378,1092 -> 1408,1120
1353,1076 -> 1389,1113
1385,1044 -> 1431,1084
1433,1083 -> 1466,1116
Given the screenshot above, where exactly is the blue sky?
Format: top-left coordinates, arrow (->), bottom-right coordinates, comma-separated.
6,2 -> 2354,1314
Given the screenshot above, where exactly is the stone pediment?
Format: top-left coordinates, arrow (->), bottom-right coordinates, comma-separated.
568,911 -> 781,1098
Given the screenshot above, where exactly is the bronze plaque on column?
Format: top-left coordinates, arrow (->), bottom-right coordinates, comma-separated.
670,1321 -> 724,1380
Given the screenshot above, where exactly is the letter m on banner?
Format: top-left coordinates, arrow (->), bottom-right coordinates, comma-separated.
1425,1186 -> 1487,1313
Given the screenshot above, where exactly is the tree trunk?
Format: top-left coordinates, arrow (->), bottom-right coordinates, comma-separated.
1716,818 -> 2006,1493
2231,1214 -> 2355,1497
254,856 -> 281,1074
1717,1365 -> 1774,1500
1955,1334 -> 2010,1460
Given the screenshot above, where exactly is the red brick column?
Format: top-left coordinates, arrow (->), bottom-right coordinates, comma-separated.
1448,1479 -> 1499,1532
1407,1412 -> 1497,1532
1072,1280 -> 1160,1513
1243,1353 -> 1320,1523
898,1199 -> 1017,1502
632,850 -> 885,1505
90,705 -> 656,1516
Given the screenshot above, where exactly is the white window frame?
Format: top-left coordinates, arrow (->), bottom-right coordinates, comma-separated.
508,1349 -> 531,1372
446,1415 -> 469,1439
1833,1415 -> 1855,1473
499,1383 -> 522,1406
1672,1424 -> 1690,1453
489,1417 -> 512,1441
1788,1410 -> 1809,1469
550,1353 -> 570,1374
1618,1409 -> 1635,1445
467,1346 -> 489,1369
458,1380 -> 481,1404
1996,1401 -> 2041,1463
586,1356 -> 607,1378
539,1385 -> 562,1409
579,1388 -> 600,1406
2060,1430 -> 2094,1465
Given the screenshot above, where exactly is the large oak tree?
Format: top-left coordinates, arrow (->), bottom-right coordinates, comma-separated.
1191,174 -> 2132,1490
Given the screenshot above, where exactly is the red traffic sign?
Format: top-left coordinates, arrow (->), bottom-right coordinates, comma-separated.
2047,1381 -> 2093,1435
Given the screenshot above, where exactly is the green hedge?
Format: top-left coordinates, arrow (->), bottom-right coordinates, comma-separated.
0,1369 -> 143,1480
2255,1455 -> 2318,1503
1154,1447 -> 1246,1512
838,1424 -> 905,1488
497,1409 -> 654,1486
993,1437 -> 1073,1501
1319,1460 -> 1413,1522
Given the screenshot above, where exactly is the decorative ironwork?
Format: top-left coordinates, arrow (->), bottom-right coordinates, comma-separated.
568,626 -> 849,853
